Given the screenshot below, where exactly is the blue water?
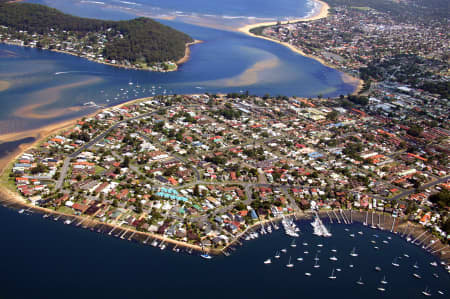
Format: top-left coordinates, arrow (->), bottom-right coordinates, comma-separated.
3,2 -> 446,297
0,20 -> 353,134
0,206 -> 448,298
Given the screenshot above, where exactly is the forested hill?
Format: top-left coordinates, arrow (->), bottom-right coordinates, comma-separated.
0,2 -> 193,65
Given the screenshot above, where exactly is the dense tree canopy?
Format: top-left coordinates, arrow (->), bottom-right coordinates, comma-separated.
0,2 -> 193,63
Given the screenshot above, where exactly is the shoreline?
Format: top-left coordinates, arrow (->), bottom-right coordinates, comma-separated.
237,0 -> 363,95
0,96 -> 448,260
1,39 -> 202,73
177,40 -> 203,65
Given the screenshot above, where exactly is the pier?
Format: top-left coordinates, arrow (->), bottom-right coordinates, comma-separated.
332,210 -> 341,224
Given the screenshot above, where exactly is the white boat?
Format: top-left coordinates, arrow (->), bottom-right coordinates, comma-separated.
350,247 -> 358,257
422,287 -> 431,297
64,219 -> 72,225
305,272 -> 312,276
297,257 -> 303,261
437,290 -> 444,295
282,217 -> 300,237
290,239 -> 297,248
356,276 -> 364,285
317,244 -> 323,247
336,268 -> 341,272
281,248 -> 287,253
275,251 -> 281,259
377,286 -> 386,292
392,257 -> 400,267
304,251 -> 309,254
151,240 -> 158,247
381,276 -> 388,284
264,259 -> 272,264
358,231 -> 363,235
329,256 -> 338,261
331,248 -> 337,253
286,256 -> 294,268
404,254 -> 410,258
200,254 -> 212,260
313,260 -> 320,268
383,240 -> 389,244
328,268 -> 336,280
375,266 -> 381,271
314,253 -> 320,261
413,273 -> 421,279
413,261 -> 419,269
18,209 -> 25,214
302,242 -> 308,246
311,215 -> 332,237
349,264 -> 354,268
433,273 -> 439,278
430,261 -> 438,267
350,234 -> 355,238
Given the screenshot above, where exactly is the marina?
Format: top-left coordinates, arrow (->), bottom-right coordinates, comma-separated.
0,200 -> 449,298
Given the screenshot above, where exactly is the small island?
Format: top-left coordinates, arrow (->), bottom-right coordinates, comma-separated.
0,1 -> 197,72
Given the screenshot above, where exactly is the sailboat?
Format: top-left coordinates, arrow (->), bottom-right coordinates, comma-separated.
392,257 -> 400,267
305,272 -> 312,276
329,256 -> 338,261
314,253 -> 320,261
422,286 -> 431,297
290,239 -> 297,248
413,261 -> 419,269
328,268 -> 336,280
275,251 -> 281,259
413,273 -> 421,279
264,258 -> 272,264
286,256 -> 294,268
356,276 -> 364,285
313,260 -> 320,268
296,257 -> 303,261
281,248 -> 287,253
377,285 -> 386,292
350,247 -> 358,257
380,276 -> 388,284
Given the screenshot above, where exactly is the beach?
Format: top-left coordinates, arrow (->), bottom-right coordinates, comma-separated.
237,0 -> 363,95
177,40 -> 203,65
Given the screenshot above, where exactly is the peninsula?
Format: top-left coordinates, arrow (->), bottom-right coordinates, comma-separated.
1,91 -> 449,260
0,1 -> 196,72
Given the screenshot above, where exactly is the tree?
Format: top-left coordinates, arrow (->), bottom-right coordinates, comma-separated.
326,110 -> 339,121
407,124 -> 423,137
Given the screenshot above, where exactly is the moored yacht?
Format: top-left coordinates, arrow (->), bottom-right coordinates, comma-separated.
264,258 -> 272,264
328,268 -> 336,280
422,286 -> 431,297
392,257 -> 400,267
290,239 -> 297,248
286,256 -> 294,268
356,276 -> 364,285
413,273 -> 421,279
380,276 -> 388,284
350,247 -> 358,257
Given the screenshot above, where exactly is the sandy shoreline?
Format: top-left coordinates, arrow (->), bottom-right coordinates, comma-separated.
237,0 -> 363,95
0,80 -> 11,92
177,40 -> 203,65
